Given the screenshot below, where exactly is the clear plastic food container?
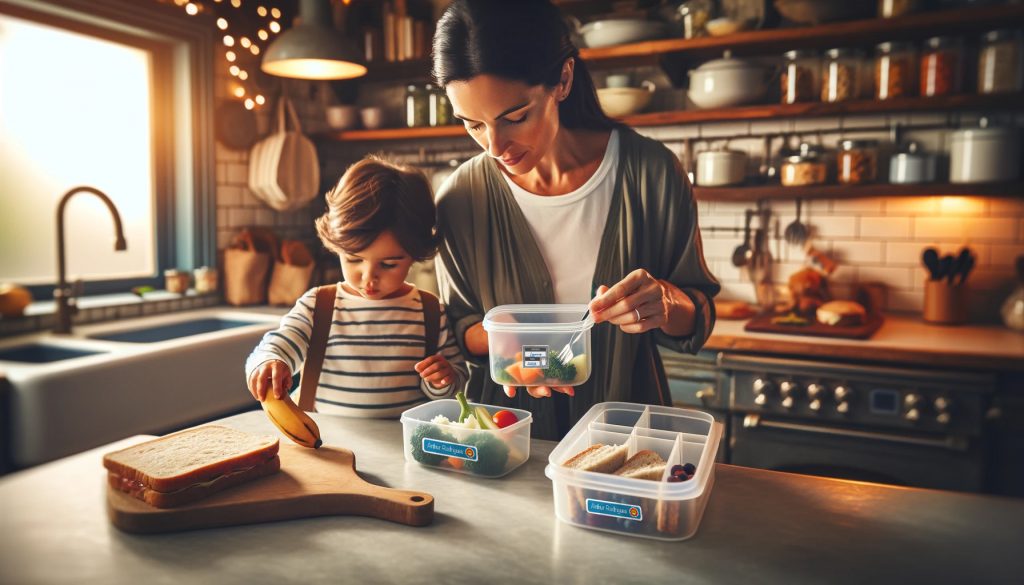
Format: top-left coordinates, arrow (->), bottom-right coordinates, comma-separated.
482,304 -> 594,387
545,402 -> 723,541
400,399 -> 532,478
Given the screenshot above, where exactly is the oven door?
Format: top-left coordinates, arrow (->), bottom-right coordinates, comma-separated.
661,349 -> 728,461
730,413 -> 987,492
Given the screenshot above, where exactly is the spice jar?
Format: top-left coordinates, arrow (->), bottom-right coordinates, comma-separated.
821,48 -> 862,102
875,41 -> 917,100
194,266 -> 218,294
837,139 -> 878,184
978,29 -> 1023,95
405,84 -> 429,128
164,269 -> 190,294
878,0 -> 923,18
781,50 -> 818,104
920,36 -> 962,97
781,143 -> 828,187
428,84 -> 453,126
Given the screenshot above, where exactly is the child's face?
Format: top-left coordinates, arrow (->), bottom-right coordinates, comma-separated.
339,230 -> 414,300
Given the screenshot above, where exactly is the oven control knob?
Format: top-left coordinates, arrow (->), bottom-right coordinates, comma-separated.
781,396 -> 795,409
753,378 -> 772,395
807,383 -> 826,400
904,393 -> 924,409
696,385 -> 716,406
905,407 -> 921,422
936,412 -> 952,425
754,393 -> 768,406
809,399 -> 822,412
779,380 -> 798,398
836,401 -> 850,415
833,385 -> 853,403
933,396 -> 952,412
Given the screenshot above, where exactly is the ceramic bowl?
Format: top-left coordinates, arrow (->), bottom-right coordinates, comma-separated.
597,82 -> 655,118
326,105 -> 359,130
580,19 -> 670,48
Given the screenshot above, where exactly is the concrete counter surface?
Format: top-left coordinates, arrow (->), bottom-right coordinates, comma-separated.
1,411 -> 1022,585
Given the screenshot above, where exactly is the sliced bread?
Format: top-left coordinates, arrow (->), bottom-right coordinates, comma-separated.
562,443 -> 628,474
613,450 -> 667,481
103,425 -> 280,494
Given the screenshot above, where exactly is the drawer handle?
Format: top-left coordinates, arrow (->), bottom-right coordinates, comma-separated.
742,414 -> 967,451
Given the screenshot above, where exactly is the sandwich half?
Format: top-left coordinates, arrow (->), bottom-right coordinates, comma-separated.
613,450 -> 667,481
103,425 -> 280,508
563,443 -> 628,474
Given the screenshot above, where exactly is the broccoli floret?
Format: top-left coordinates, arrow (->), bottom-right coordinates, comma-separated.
409,423 -> 456,466
491,355 -> 517,385
463,431 -> 511,477
543,351 -> 577,383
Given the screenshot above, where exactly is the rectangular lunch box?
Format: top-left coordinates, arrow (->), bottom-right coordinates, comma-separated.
482,304 -> 594,387
545,402 -> 723,541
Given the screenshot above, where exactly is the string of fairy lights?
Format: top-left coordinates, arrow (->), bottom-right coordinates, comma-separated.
164,0 -> 290,110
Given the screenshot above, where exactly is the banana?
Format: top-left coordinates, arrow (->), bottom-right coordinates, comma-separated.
261,394 -> 323,449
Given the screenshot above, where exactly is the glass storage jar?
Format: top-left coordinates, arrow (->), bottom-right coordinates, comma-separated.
821,48 -> 862,102
978,29 -> 1023,95
781,50 -> 819,104
427,84 -> 453,126
875,41 -> 917,100
920,36 -> 962,97
837,139 -> 878,184
781,143 -> 828,187
878,0 -> 923,18
405,84 -> 429,128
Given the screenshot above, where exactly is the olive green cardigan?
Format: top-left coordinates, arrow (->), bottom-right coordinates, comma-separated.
434,127 -> 720,440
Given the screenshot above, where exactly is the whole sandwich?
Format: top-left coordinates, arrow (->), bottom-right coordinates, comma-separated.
103,425 -> 281,508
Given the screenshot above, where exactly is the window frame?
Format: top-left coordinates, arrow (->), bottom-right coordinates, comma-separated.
0,0 -> 217,300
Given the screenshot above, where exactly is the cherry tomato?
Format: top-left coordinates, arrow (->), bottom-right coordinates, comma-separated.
492,410 -> 518,429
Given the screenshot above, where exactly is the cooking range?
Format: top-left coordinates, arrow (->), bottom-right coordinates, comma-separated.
663,350 -> 996,492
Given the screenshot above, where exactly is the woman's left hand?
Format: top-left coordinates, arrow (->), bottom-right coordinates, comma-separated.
589,269 -> 671,334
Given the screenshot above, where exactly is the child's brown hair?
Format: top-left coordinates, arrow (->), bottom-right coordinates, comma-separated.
316,156 -> 439,261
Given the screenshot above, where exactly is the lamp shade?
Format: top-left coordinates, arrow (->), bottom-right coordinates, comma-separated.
261,0 -> 367,80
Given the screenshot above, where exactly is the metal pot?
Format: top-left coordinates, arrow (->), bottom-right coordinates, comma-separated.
889,142 -> 937,184
696,148 -> 747,186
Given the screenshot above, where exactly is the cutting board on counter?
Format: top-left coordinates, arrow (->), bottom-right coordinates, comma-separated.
107,443 -> 434,534
744,311 -> 884,340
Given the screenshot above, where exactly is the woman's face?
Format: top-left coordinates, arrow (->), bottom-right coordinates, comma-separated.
339,230 -> 414,300
446,74 -> 563,175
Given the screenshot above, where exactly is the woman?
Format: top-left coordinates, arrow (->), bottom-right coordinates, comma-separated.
432,0 -> 720,440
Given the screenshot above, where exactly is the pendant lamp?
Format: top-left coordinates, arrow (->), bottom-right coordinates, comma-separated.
261,0 -> 366,80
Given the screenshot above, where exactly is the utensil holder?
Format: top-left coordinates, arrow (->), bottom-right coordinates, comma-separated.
923,280 -> 968,325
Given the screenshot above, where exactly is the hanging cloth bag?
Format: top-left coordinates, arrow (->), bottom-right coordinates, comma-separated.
248,97 -> 320,211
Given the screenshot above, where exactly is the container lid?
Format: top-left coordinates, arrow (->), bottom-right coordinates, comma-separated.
951,117 -> 1017,141
483,304 -> 594,333
839,139 -> 879,150
876,41 -> 914,53
825,47 -> 861,59
690,50 -> 762,73
783,49 -> 816,60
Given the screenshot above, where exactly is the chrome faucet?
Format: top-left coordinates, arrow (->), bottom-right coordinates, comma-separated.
54,186 -> 127,334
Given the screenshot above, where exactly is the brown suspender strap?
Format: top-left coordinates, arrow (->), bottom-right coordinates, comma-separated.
298,284 -> 336,413
421,290 -> 440,358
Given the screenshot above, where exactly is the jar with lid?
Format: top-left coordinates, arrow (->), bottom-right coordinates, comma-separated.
978,29 -> 1023,95
781,50 -> 819,104
837,139 -> 878,184
427,84 -> 453,127
405,84 -> 430,128
821,48 -> 862,102
878,0 -> 923,18
889,141 -> 937,184
920,36 -> 962,97
781,143 -> 828,187
875,41 -> 917,100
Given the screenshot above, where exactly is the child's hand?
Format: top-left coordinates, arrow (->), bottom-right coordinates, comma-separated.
415,354 -> 455,389
248,360 -> 292,401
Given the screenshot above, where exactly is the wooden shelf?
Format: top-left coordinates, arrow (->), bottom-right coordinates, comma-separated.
319,93 -> 1023,142
693,182 -> 1024,202
578,4 -> 1024,67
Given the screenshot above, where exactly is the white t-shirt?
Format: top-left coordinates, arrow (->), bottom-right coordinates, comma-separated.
501,129 -> 619,304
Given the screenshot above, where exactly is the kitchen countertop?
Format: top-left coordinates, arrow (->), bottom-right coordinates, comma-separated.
1,411 -> 1022,585
707,313 -> 1024,371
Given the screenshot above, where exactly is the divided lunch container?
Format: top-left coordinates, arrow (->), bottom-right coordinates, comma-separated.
400,399 -> 533,478
482,304 -> 595,387
545,402 -> 722,541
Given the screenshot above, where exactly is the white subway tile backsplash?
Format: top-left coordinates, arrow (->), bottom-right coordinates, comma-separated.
832,198 -> 886,214
886,196 -> 939,214
702,238 -> 740,260
989,198 -> 1024,215
886,241 -> 933,266
832,240 -> 884,264
811,215 -> 858,238
988,244 -> 1024,267
699,121 -> 752,138
913,217 -> 967,240
227,163 -> 248,185
217,185 -> 243,207
961,217 -> 1018,241
857,265 -> 915,290
228,208 -> 254,228
888,290 -> 924,313
860,216 -> 911,239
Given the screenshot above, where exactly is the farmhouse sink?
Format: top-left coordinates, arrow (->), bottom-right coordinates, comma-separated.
3,308 -> 282,468
0,343 -> 105,363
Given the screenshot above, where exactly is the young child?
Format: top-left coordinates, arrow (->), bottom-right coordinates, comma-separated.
245,156 -> 467,417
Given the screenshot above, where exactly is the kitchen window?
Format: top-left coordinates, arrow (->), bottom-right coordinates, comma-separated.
0,0 -> 216,300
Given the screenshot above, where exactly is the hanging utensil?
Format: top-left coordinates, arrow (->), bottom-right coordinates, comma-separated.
955,248 -> 975,286
922,247 -> 940,280
938,254 -> 954,283
732,209 -> 754,267
783,198 -> 809,246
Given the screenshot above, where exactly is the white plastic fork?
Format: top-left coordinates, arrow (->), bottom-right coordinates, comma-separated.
555,308 -> 590,365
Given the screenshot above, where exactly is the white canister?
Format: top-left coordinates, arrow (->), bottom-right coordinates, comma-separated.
949,119 -> 1020,184
695,149 -> 747,186
889,142 -> 938,184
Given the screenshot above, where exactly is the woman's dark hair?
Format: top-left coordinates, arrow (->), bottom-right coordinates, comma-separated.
316,156 -> 439,262
431,0 -> 614,131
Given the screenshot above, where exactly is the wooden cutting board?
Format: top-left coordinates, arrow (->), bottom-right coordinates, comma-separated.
107,443 -> 434,534
744,311 -> 885,340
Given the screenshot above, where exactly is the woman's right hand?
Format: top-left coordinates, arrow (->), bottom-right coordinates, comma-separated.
503,384 -> 574,399
248,359 -> 292,401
